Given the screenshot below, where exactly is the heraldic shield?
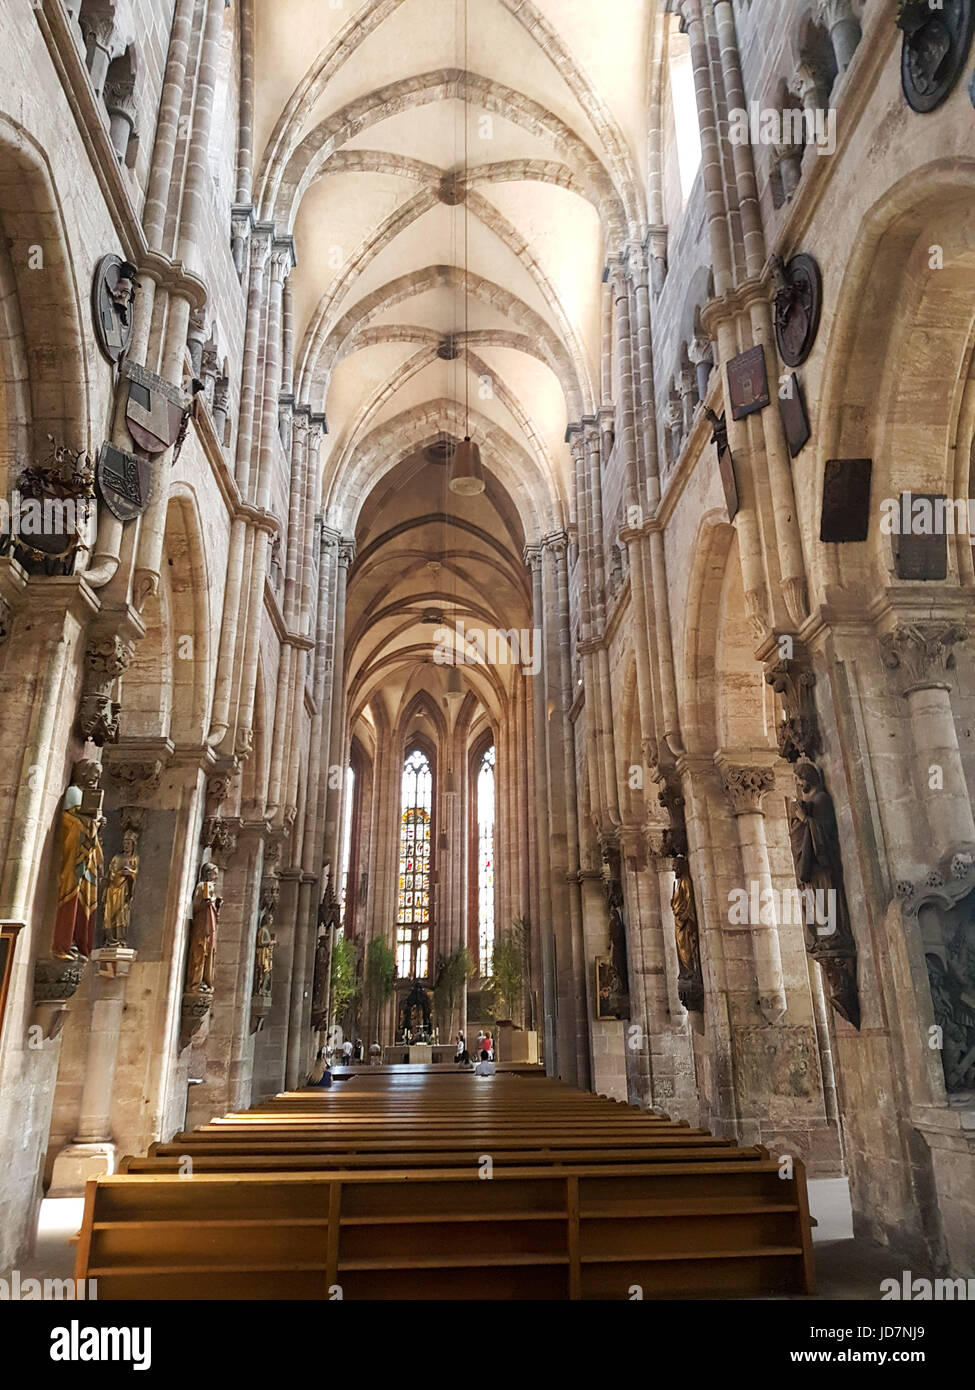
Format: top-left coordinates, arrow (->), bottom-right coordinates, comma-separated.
96,443 -> 153,522
122,361 -> 186,455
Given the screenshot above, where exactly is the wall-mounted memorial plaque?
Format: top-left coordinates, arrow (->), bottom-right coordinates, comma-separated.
772,255 -> 822,368
0,922 -> 23,1046
821,459 -> 872,542
718,446 -> 739,521
778,374 -> 811,457
898,0 -> 975,113
727,345 -> 770,420
893,492 -> 949,580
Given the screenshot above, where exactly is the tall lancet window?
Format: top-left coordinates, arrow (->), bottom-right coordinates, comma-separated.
339,764 -> 355,927
477,744 -> 496,977
397,748 -> 433,979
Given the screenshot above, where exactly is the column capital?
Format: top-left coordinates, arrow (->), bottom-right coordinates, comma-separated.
880,622 -> 968,696
720,762 -> 776,816
524,543 -> 543,572
250,223 -> 273,272
541,530 -> 569,557
337,537 -> 356,568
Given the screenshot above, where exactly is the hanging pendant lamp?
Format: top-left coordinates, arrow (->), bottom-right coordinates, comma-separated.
448,435 -> 484,495
445,664 -> 465,708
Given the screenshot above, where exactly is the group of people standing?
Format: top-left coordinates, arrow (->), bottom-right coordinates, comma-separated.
454,1030 -> 494,1064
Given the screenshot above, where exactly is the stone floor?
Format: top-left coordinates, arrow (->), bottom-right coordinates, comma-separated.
5,1176 -> 918,1299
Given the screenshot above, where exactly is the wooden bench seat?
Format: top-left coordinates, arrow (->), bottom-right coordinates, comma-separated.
77,1160 -> 813,1300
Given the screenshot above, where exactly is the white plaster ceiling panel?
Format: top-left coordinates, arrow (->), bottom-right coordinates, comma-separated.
253,0 -> 349,172
291,172 -> 415,340
362,287 -> 518,336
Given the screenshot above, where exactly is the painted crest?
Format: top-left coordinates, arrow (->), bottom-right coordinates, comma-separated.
122,361 -> 187,455
95,442 -> 153,521
92,254 -> 138,365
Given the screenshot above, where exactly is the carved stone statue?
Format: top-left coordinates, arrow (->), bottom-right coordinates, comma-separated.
53,761 -> 105,960
102,828 -> 140,947
671,854 -> 704,1013
789,761 -> 861,1028
253,925 -> 275,998
186,861 -> 221,993
311,934 -> 330,1031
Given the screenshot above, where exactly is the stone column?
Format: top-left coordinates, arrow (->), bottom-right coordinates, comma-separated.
880,622 -> 974,855
720,762 -> 787,1024
48,947 -> 137,1193
817,0 -> 861,74
526,545 -> 556,1073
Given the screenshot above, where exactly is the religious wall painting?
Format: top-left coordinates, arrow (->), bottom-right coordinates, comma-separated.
0,923 -> 23,1047
594,955 -> 628,1021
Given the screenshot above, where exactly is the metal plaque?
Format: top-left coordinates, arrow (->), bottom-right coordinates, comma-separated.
893,492 -> 949,580
778,373 -> 811,458
820,459 -> 872,543
727,344 -> 770,420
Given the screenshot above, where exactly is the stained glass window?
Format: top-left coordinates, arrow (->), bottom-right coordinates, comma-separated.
477,744 -> 496,977
396,749 -> 432,979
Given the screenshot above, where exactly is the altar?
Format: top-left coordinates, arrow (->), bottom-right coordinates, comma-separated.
383,1043 -> 458,1065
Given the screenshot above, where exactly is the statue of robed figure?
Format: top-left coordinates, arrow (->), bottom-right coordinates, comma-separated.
789,761 -> 861,1029
53,760 -> 105,960
186,861 -> 221,993
102,828 -> 140,947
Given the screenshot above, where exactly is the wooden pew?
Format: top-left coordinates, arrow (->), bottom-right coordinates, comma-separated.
77,1160 -> 813,1300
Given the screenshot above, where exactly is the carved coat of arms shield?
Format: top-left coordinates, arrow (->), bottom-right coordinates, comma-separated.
122,362 -> 186,455
95,443 -> 153,521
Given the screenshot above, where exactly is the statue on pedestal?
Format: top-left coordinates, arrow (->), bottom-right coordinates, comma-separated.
254,926 -> 275,998
102,828 -> 140,948
671,853 -> 704,1013
53,761 -> 105,960
186,861 -> 221,993
789,761 -> 861,1028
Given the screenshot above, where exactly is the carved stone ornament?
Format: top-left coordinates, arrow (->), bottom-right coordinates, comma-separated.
880,622 -> 968,696
765,656 -> 820,763
106,760 -> 162,801
92,253 -> 139,365
76,635 -> 134,748
900,852 -> 975,1094
771,253 -> 823,368
0,437 -> 95,577
722,765 -> 776,816
897,0 -> 975,114
34,955 -> 87,1004
202,817 -> 238,869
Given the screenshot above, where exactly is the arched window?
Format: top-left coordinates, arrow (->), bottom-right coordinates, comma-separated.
477,745 -> 496,977
339,764 -> 355,927
668,28 -> 702,204
397,749 -> 433,979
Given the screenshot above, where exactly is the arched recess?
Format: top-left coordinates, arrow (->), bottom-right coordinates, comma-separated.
0,115 -> 90,483
617,656 -> 645,828
121,495 -> 210,745
241,657 -> 268,819
812,161 -> 975,603
680,511 -> 736,758
467,724 -> 497,974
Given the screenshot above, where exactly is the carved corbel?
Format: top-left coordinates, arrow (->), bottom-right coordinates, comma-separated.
76,634 -> 134,747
